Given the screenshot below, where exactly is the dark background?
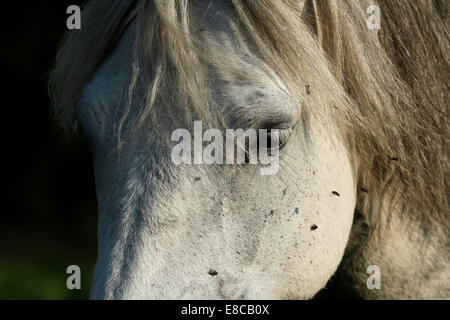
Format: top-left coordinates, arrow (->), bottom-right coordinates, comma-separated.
0,2 -> 97,299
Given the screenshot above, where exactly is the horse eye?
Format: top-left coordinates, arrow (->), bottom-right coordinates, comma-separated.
259,128 -> 292,151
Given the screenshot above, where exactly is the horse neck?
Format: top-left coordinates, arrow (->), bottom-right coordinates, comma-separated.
340,185 -> 449,299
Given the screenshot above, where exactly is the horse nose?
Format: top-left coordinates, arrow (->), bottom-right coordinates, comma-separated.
214,274 -> 258,300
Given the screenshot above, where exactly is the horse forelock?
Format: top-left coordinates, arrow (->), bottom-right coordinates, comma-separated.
49,0 -> 449,226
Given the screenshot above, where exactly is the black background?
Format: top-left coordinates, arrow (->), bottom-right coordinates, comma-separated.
0,2 -> 96,299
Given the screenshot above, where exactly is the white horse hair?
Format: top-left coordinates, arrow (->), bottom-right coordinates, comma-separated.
50,0 -> 449,299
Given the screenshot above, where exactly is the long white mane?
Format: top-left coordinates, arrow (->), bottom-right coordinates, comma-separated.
50,0 -> 449,226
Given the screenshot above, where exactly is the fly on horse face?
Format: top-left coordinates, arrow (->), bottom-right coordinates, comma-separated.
50,0 -> 449,299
